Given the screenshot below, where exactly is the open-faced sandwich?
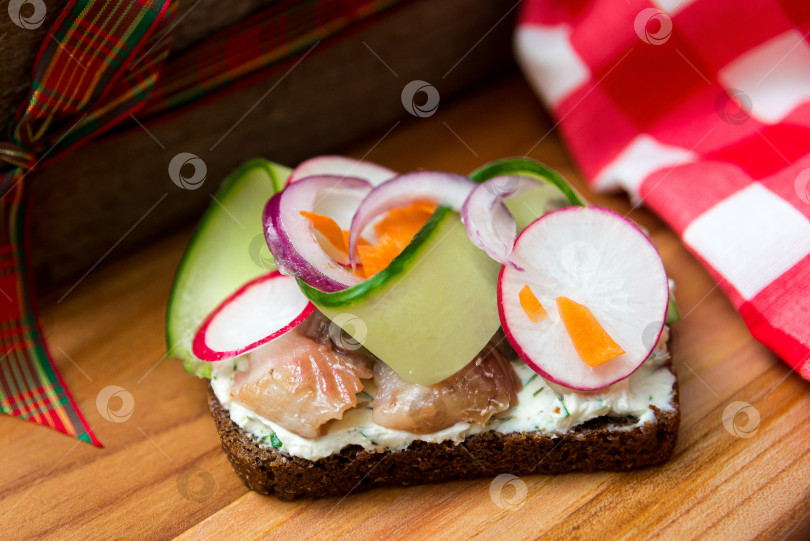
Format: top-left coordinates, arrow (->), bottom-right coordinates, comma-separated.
167,156 -> 680,500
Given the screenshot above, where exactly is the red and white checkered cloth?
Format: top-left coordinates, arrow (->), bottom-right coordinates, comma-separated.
516,0 -> 810,380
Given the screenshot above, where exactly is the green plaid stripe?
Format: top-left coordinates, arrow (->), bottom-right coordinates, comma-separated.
0,0 -> 174,447
0,0 -> 405,447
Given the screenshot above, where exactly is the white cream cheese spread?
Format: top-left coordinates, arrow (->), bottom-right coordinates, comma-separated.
210,328 -> 675,461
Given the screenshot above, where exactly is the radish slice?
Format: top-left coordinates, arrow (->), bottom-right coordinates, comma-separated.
193,271 -> 315,361
288,155 -> 396,186
461,175 -> 540,269
498,207 -> 669,391
347,171 -> 476,267
263,175 -> 370,292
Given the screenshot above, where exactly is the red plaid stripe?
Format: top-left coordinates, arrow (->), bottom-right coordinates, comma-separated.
26,1 -> 162,117
0,0 -> 174,446
0,0 -> 405,446
517,0 -> 810,378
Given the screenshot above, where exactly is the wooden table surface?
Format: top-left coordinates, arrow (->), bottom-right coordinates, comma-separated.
1,74 -> 808,540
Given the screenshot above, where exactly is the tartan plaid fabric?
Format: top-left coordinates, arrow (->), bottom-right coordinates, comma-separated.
516,0 -> 810,379
0,0 -> 405,446
0,0 -> 174,446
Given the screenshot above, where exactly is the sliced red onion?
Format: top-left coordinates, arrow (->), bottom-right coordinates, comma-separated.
288,155 -> 396,186
460,175 -> 541,270
347,171 -> 477,267
263,175 -> 370,292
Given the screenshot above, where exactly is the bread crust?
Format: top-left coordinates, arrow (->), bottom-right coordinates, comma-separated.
206,363 -> 679,500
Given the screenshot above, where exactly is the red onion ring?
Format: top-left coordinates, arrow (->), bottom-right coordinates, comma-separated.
263,175 -> 371,292
288,155 -> 396,186
460,175 -> 541,270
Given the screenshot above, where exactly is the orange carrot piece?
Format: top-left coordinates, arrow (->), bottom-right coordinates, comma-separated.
358,202 -> 437,277
341,230 -> 370,251
411,200 -> 440,215
356,246 -> 379,278
357,234 -> 401,278
519,285 -> 548,323
300,211 -> 349,255
373,201 -> 437,247
303,202 -> 436,279
556,296 -> 625,367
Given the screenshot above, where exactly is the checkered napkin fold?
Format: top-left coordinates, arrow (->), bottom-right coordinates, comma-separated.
515,0 -> 810,380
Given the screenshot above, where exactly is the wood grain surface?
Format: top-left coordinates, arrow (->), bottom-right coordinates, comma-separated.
1,75 -> 808,540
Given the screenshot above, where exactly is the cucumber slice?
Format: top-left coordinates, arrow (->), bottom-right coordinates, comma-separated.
470,158 -> 585,208
300,207 -> 502,386
166,159 -> 289,378
505,183 -> 577,232
470,157 -> 586,246
666,286 -> 680,324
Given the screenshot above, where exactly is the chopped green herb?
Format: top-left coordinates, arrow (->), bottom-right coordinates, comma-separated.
233,362 -> 238,372
259,435 -> 269,442
525,373 -> 538,385
270,433 -> 282,448
558,398 -> 570,417
648,395 -> 653,401
356,429 -> 379,445
533,386 -> 545,397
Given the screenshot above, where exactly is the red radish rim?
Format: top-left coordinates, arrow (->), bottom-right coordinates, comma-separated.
498,206 -> 668,391
192,271 -> 315,361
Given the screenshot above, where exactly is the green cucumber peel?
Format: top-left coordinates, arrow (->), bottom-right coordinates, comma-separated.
469,157 -> 585,207
471,158 -> 585,233
665,289 -> 681,324
166,159 -> 289,378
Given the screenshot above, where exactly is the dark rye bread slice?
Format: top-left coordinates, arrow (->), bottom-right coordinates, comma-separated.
206,362 -> 680,500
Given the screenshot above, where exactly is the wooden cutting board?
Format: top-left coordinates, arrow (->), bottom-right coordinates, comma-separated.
1,75 -> 808,540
